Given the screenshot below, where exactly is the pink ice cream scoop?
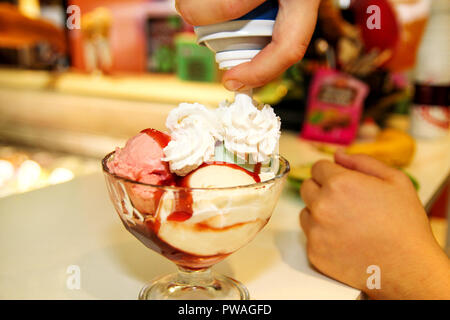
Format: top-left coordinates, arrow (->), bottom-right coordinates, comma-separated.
107,129 -> 173,185
107,129 -> 174,215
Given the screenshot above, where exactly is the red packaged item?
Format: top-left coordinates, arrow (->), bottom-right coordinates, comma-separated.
301,69 -> 369,145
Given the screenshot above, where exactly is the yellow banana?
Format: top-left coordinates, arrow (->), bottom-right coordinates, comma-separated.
346,129 -> 415,167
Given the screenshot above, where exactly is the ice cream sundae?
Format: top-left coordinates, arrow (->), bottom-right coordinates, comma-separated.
103,92 -> 289,299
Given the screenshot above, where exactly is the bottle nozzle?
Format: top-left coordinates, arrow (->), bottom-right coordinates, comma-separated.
216,50 -> 261,70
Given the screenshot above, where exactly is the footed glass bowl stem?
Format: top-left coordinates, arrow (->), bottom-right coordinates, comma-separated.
138,266 -> 249,300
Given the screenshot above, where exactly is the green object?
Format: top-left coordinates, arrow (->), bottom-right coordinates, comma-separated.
175,33 -> 217,82
309,111 -> 323,124
168,16 -> 182,29
288,177 -> 303,190
153,46 -> 175,73
289,164 -> 312,182
146,16 -> 183,73
401,169 -> 420,191
287,163 -> 313,191
254,79 -> 291,105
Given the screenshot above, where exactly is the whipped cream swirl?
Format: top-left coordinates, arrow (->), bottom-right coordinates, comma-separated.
219,93 -> 281,163
166,103 -> 223,140
163,103 -> 221,176
163,95 -> 281,175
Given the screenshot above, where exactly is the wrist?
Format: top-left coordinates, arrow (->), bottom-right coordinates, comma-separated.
366,242 -> 450,300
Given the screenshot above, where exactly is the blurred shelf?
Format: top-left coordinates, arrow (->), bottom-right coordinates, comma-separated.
0,86 -> 175,160
0,69 -> 52,90
0,68 -> 233,157
0,68 -> 233,107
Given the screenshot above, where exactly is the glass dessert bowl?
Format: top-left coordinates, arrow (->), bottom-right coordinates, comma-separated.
103,152 -> 289,300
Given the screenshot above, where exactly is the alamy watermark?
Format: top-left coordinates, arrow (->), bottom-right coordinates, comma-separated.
366,5 -> 381,30
66,5 -> 81,30
66,265 -> 81,290
64,4 -> 382,31
366,265 -> 381,290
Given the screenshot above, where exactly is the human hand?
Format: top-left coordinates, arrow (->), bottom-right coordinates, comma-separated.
176,0 -> 321,91
300,150 -> 450,299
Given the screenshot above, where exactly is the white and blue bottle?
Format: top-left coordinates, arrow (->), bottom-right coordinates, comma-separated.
194,1 -> 279,70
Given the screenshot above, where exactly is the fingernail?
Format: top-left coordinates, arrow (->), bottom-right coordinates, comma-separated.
224,80 -> 244,91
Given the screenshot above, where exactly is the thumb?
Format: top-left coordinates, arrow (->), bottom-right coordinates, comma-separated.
222,0 -> 320,90
334,149 -> 398,181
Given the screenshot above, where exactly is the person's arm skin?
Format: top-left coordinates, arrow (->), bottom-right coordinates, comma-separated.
300,150 -> 450,299
176,0 -> 321,91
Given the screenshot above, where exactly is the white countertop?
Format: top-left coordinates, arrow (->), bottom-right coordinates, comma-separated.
0,172 -> 361,300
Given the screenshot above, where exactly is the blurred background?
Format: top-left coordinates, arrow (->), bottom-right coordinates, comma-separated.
0,0 -> 448,248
